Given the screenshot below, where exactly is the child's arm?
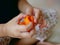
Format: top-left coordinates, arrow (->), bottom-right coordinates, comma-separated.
18,0 -> 33,14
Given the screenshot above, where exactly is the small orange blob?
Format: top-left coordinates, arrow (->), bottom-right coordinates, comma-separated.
24,15 -> 34,25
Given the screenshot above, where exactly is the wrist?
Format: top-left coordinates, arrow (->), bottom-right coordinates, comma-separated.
0,24 -> 7,37
2,24 -> 8,37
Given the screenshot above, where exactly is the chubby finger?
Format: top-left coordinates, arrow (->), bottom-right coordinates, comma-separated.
34,17 -> 37,23
16,25 -> 27,32
26,22 -> 33,31
17,32 -> 31,39
34,8 -> 40,20
29,29 -> 35,37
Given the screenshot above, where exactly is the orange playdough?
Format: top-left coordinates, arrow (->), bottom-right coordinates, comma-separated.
19,15 -> 34,25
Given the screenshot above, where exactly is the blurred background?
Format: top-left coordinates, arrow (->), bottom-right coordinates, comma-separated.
27,0 -> 60,43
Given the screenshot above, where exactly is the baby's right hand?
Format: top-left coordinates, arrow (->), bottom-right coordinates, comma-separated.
4,13 -> 34,39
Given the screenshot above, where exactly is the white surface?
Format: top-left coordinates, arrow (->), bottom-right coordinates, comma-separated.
27,0 -> 60,43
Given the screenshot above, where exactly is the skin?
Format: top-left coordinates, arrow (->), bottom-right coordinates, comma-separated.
0,0 -> 60,45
